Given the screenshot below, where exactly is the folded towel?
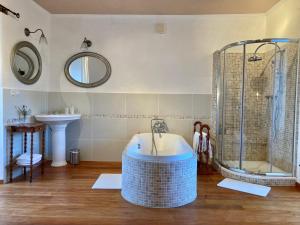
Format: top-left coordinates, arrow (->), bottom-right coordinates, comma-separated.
193,131 -> 213,159
17,158 -> 41,166
17,153 -> 42,165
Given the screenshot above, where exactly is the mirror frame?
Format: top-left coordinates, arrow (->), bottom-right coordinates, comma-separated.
64,52 -> 112,88
10,41 -> 42,85
15,50 -> 34,79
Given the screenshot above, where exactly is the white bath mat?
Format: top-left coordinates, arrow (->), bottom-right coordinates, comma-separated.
217,178 -> 271,197
92,174 -> 122,189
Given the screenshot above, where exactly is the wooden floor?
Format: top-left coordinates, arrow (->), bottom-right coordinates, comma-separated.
0,162 -> 299,225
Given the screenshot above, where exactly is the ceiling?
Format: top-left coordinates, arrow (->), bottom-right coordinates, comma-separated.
33,0 -> 280,15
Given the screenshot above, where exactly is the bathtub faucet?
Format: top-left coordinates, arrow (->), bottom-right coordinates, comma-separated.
151,118 -> 169,137
151,118 -> 168,155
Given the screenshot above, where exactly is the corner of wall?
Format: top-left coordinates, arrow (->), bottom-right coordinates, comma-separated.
265,0 -> 300,38
0,0 -> 51,181
0,8 -> 4,181
0,88 -> 4,181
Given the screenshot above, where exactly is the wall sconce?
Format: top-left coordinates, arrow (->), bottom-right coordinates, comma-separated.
81,37 -> 92,50
24,28 -> 48,44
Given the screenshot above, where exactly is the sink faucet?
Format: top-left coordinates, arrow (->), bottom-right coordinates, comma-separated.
151,118 -> 168,155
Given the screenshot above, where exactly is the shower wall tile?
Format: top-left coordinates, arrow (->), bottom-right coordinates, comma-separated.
158,94 -> 193,117
126,94 -> 158,115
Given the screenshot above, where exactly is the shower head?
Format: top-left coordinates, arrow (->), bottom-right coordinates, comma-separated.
248,42 -> 282,63
248,55 -> 263,62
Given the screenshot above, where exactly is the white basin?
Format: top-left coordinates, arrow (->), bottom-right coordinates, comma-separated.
35,114 -> 81,167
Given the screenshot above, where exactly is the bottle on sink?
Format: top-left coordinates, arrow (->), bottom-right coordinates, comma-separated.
65,107 -> 69,114
69,105 -> 75,114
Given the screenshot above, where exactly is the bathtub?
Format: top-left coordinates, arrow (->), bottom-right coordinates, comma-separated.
121,133 -> 197,208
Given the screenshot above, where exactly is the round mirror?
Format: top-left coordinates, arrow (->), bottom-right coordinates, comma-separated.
64,52 -> 111,88
11,41 -> 42,85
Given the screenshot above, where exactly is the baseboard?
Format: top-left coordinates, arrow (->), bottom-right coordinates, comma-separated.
76,161 -> 122,169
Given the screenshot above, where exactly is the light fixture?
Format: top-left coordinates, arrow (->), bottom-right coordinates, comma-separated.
24,28 -> 48,44
81,37 -> 92,50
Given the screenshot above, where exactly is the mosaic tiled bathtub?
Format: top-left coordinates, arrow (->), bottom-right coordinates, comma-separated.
121,133 -> 197,208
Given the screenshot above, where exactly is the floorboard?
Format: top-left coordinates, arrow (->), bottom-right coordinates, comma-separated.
0,162 -> 299,225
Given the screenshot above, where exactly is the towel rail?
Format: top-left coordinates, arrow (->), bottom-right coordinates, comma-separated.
0,4 -> 20,18
199,124 -> 211,174
193,121 -> 212,174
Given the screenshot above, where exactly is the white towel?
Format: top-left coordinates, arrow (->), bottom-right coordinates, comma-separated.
16,153 -> 42,165
17,159 -> 41,166
193,131 -> 213,159
17,153 -> 42,161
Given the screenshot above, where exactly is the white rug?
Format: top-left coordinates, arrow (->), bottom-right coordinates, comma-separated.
92,174 -> 122,189
217,178 -> 271,197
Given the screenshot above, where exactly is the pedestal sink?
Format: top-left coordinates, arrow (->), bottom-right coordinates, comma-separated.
35,114 -> 81,167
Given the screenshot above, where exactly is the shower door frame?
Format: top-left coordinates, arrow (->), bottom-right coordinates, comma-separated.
216,38 -> 300,177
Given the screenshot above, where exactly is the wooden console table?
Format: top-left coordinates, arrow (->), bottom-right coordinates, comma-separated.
7,123 -> 46,183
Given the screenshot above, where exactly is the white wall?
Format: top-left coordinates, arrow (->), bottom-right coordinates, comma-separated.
0,9 -> 3,181
0,0 -> 50,180
266,0 -> 300,38
49,14 -> 266,94
1,0 -> 50,91
2,0 -> 299,178
0,1 -> 267,180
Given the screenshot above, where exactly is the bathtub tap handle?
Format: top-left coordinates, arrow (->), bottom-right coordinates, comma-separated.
151,118 -> 168,155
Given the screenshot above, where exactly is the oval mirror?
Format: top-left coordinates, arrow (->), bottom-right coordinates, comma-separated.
11,41 -> 42,85
64,52 -> 111,88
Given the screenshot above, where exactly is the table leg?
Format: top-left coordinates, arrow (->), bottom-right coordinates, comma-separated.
41,130 -> 45,175
9,132 -> 13,183
30,131 -> 33,183
24,132 -> 27,179
206,152 -> 209,174
199,151 -> 202,173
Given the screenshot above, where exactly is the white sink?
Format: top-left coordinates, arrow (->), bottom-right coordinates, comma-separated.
35,114 -> 81,167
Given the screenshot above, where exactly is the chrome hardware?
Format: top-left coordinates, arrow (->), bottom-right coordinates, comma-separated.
151,118 -> 168,155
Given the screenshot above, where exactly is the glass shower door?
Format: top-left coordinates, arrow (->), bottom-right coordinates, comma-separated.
221,45 -> 244,170
268,42 -> 298,175
242,43 -> 275,174
242,41 -> 298,175
214,51 -> 223,162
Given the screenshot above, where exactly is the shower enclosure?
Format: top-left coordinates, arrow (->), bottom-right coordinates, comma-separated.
213,38 -> 299,177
